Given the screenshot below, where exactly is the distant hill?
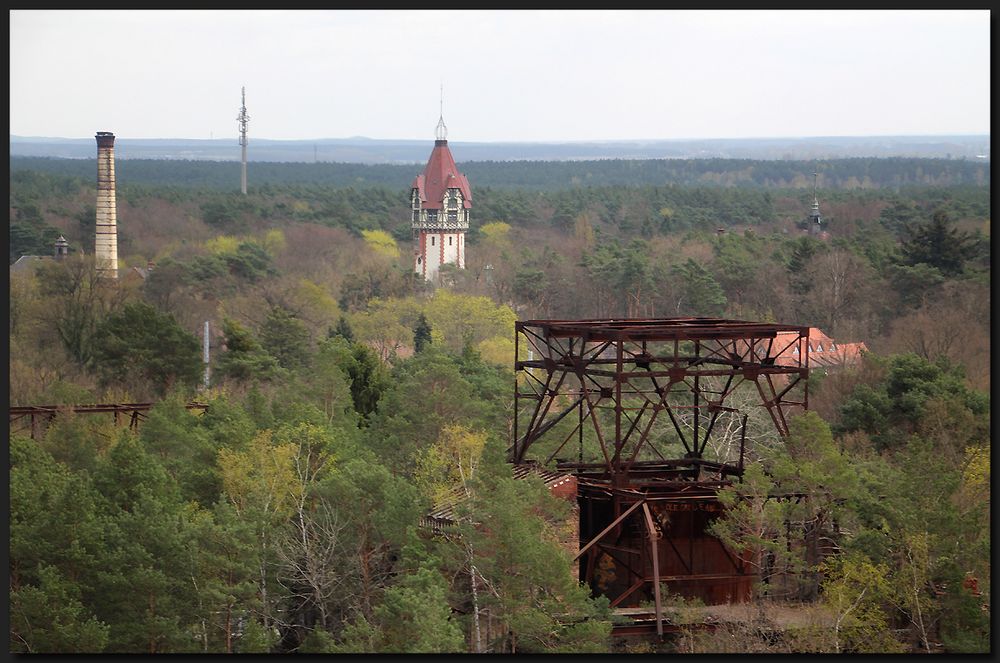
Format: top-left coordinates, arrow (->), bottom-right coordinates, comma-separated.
8,134 -> 991,164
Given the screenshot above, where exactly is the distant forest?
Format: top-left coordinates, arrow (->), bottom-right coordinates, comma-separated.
9,155 -> 990,191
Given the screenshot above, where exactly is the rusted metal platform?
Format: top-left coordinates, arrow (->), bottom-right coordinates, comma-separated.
509,318 -> 811,637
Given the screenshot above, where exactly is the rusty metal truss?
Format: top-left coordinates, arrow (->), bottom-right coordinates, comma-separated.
9,402 -> 209,439
509,318 -> 812,637
512,317 -> 810,471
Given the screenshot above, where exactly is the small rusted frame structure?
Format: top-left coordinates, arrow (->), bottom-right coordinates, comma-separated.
510,318 -> 810,637
9,402 -> 209,439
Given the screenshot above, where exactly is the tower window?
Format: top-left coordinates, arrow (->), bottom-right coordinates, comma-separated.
431,236 -> 435,246
449,236 -> 453,246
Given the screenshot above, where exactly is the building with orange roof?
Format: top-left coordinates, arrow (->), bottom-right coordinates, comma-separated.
773,327 -> 867,369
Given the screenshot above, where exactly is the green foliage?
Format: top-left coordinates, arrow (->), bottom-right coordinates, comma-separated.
412,313 -> 432,353
34,255 -> 125,367
361,228 -> 400,258
785,235 -> 824,291
140,395 -> 221,506
886,262 -> 946,308
308,335 -> 388,424
215,318 -> 282,383
836,353 -> 987,450
200,196 -> 251,229
227,241 -> 277,282
37,413 -> 113,475
457,438 -> 613,653
90,302 -> 202,397
88,433 -> 201,652
817,552 -> 905,653
10,436 -> 110,601
330,315 -> 354,342
338,263 -> 426,313
708,462 -> 792,585
670,258 -> 728,316
259,307 -> 312,370
9,219 -> 63,263
900,209 -> 983,276
10,565 -> 110,653
367,349 -> 496,475
338,564 -> 465,653
13,155 -> 989,191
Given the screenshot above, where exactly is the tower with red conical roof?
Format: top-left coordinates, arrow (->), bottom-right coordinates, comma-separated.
410,105 -> 471,282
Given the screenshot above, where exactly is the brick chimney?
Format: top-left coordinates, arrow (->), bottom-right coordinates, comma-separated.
95,131 -> 118,278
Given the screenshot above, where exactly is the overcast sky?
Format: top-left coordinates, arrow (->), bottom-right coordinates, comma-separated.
9,9 -> 991,143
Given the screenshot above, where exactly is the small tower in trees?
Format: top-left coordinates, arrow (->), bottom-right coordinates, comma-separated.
410,88 -> 472,282
808,170 -> 823,235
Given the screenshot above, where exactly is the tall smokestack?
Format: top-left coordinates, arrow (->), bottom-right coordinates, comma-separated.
95,131 -> 118,278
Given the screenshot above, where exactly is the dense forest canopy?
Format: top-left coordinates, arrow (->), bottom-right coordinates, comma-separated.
8,155 -> 990,653
10,154 -> 990,190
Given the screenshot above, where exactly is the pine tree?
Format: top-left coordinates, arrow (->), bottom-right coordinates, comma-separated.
216,318 -> 282,383
413,313 -> 433,354
90,301 -> 202,396
901,209 -> 981,276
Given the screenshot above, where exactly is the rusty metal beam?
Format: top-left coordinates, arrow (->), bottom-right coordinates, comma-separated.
573,499 -> 645,562
9,402 -> 209,439
642,501 -> 664,637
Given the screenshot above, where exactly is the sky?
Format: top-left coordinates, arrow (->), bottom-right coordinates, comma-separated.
9,9 -> 991,143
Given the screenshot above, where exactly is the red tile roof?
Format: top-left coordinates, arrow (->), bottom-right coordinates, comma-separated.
773,327 -> 867,368
411,139 -> 472,210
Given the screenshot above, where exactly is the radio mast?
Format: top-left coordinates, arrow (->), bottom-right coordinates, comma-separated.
237,86 -> 250,194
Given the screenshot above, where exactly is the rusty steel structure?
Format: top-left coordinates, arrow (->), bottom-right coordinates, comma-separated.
509,318 -> 811,637
9,402 -> 209,440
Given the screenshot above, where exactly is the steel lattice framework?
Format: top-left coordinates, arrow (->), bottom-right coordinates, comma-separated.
509,318 -> 812,637
512,318 -> 810,471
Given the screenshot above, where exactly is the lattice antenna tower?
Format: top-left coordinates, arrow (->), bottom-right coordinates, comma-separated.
237,86 -> 250,194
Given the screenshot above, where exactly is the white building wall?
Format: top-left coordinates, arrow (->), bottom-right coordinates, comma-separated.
442,232 -> 459,266
416,231 -> 465,282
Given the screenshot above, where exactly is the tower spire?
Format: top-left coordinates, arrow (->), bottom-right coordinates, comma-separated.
809,169 -> 822,230
435,83 -> 448,141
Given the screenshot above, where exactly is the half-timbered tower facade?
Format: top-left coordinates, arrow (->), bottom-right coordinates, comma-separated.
411,113 -> 471,281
